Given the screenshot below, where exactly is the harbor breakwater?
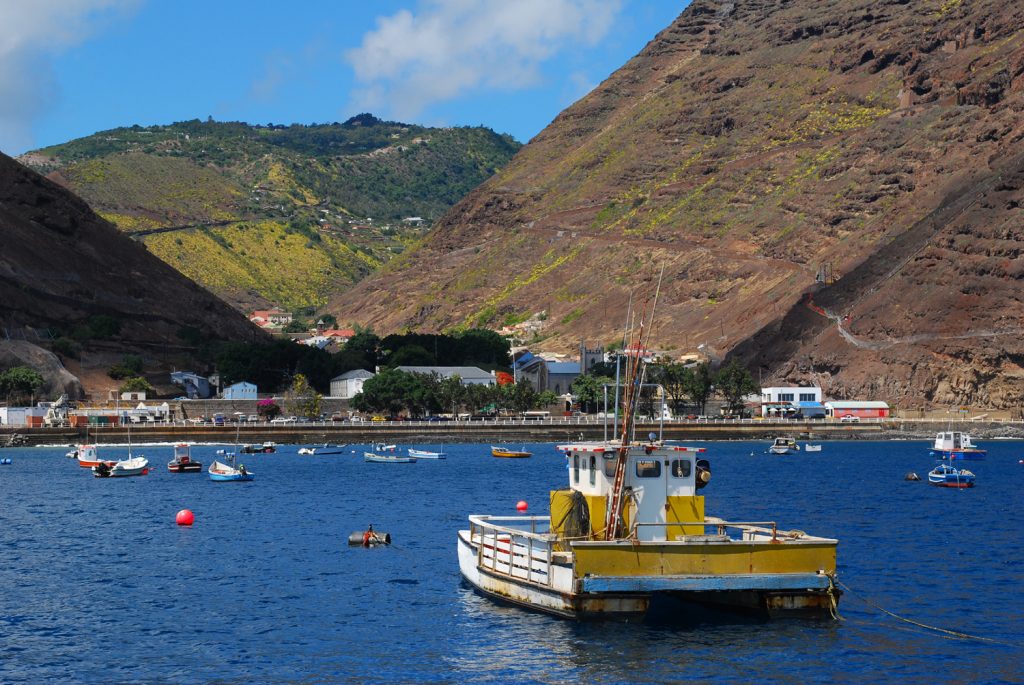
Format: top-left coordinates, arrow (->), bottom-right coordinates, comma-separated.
4,418 -> 1023,446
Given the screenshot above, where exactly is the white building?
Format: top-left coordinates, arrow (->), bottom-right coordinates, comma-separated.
760,386 -> 823,418
330,369 -> 374,398
223,382 -> 257,400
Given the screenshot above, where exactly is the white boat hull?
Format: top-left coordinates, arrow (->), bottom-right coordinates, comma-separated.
109,456 -> 149,477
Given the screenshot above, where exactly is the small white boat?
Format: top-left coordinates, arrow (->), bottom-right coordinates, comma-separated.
297,447 -> 316,455
209,458 -> 254,481
408,448 -> 446,459
365,452 -> 416,463
374,443 -> 397,452
108,456 -> 149,477
768,437 -> 800,455
804,444 -> 822,452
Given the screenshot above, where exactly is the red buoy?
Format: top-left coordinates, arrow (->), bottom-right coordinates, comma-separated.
176,509 -> 195,526
516,500 -> 528,512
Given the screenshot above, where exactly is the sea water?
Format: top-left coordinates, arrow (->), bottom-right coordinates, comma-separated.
0,440 -> 1021,683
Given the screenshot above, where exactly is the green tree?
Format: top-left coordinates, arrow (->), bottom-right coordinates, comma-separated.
571,374 -> 614,414
536,390 -> 560,410
660,361 -> 694,416
288,373 -> 323,419
685,363 -> 715,415
108,355 -> 144,380
715,360 -> 758,415
351,368 -> 417,416
435,375 -> 465,416
0,366 -> 45,403
119,376 -> 154,394
509,379 -> 538,413
334,328 -> 381,373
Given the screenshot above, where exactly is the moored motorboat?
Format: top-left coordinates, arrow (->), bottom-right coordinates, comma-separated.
768,437 -> 800,455
492,446 -> 532,458
297,447 -> 316,455
240,442 -> 276,454
928,431 -> 986,460
167,443 -> 202,473
107,456 -> 149,477
804,444 -> 822,452
408,448 -> 446,459
208,458 -> 254,481
364,452 -> 416,463
927,463 -> 976,488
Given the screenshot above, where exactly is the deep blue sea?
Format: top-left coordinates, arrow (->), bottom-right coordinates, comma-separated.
0,439 -> 1021,684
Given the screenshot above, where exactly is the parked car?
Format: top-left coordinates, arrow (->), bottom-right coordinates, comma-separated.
270,416 -> 297,424
840,414 -> 860,423
248,415 -> 258,422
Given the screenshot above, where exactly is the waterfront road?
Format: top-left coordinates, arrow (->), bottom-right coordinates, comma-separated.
4,416 -> 1022,446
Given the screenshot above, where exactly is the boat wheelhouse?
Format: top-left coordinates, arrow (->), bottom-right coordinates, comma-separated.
928,432 -> 986,460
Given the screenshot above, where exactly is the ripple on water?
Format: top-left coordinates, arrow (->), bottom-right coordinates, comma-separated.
0,441 -> 1022,683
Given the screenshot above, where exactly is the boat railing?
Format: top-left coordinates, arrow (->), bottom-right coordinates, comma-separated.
468,515 -> 558,589
627,519 -> 822,543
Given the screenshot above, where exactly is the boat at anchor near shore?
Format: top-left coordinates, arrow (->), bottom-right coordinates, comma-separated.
458,278 -> 840,621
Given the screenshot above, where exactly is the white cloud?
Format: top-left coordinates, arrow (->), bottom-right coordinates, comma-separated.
0,0 -> 137,155
345,0 -> 622,121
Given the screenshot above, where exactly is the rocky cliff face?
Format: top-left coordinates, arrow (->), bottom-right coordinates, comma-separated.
331,0 -> 1024,408
0,151 -> 263,395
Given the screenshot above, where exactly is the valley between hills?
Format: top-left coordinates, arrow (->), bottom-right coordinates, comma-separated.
5,0 -> 1024,411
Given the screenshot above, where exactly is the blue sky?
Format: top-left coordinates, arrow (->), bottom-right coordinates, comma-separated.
0,1 -> 688,156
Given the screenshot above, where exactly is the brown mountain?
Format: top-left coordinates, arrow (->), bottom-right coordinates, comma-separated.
0,151 -> 263,397
331,0 -> 1024,409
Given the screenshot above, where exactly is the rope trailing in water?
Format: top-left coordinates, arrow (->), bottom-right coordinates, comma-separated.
833,577 -> 1018,647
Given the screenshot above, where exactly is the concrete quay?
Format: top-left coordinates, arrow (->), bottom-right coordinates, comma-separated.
4,417 -> 1022,447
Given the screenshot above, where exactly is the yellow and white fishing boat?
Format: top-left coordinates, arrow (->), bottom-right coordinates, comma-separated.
457,437 -> 839,620
457,275 -> 840,620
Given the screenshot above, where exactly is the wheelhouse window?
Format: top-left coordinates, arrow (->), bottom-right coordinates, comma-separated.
573,454 -> 579,483
603,452 -> 617,477
635,460 -> 661,478
671,459 -> 691,478
589,455 -> 596,486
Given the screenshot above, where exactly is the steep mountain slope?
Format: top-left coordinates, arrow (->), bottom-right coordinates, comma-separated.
19,116 -> 520,312
0,151 -> 263,395
331,0 -> 1024,408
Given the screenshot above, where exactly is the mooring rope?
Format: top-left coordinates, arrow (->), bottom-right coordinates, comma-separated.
833,577 -> 1018,647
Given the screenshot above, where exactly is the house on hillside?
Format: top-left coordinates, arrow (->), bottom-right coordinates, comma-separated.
330,369 -> 374,398
222,382 -> 257,400
249,309 -> 292,328
395,366 -> 495,386
170,371 -> 212,399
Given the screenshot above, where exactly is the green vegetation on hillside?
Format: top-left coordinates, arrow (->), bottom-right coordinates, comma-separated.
23,115 -> 520,314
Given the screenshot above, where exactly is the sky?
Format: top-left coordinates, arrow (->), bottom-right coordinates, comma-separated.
0,0 -> 689,156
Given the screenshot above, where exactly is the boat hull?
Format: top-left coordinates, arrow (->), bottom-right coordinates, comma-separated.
491,447 -> 531,458
928,449 -> 986,460
457,526 -> 839,621
167,461 -> 203,473
365,452 -> 416,463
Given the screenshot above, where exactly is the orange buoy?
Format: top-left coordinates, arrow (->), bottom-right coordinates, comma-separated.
176,509 -> 195,526
516,500 -> 528,512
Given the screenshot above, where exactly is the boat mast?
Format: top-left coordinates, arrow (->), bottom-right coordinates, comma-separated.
604,267 -> 663,540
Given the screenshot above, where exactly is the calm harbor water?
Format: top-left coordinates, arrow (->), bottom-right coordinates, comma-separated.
0,440 -> 1021,684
